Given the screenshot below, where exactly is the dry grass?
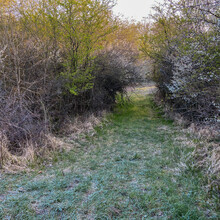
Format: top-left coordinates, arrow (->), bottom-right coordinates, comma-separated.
166,114 -> 219,192
192,133 -> 220,191
0,133 -> 60,172
154,93 -> 220,192
187,124 -> 220,188
60,112 -> 107,138
0,112 -> 106,172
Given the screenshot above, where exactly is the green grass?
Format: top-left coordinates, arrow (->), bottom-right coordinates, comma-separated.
0,92 -> 219,219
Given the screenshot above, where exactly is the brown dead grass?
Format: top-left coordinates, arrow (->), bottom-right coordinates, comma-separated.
187,124 -> 220,186
171,116 -> 219,191
0,133 -> 61,173
154,93 -> 220,192
0,112 -> 105,172
60,112 -> 106,138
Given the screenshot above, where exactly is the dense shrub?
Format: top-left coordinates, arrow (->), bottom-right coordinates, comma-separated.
92,48 -> 142,108
0,0 -> 143,166
141,0 -> 220,123
0,93 -> 46,155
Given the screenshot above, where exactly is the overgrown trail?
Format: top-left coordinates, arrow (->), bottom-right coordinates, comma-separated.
0,88 -> 219,219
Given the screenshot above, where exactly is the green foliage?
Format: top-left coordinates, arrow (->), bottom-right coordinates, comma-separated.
19,0 -> 116,94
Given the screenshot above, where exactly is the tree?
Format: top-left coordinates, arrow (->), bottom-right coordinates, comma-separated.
19,0 -> 116,95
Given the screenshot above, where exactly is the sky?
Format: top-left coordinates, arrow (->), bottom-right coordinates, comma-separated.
113,0 -> 164,21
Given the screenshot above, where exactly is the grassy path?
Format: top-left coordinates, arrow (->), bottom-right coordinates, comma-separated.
0,90 -> 219,219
